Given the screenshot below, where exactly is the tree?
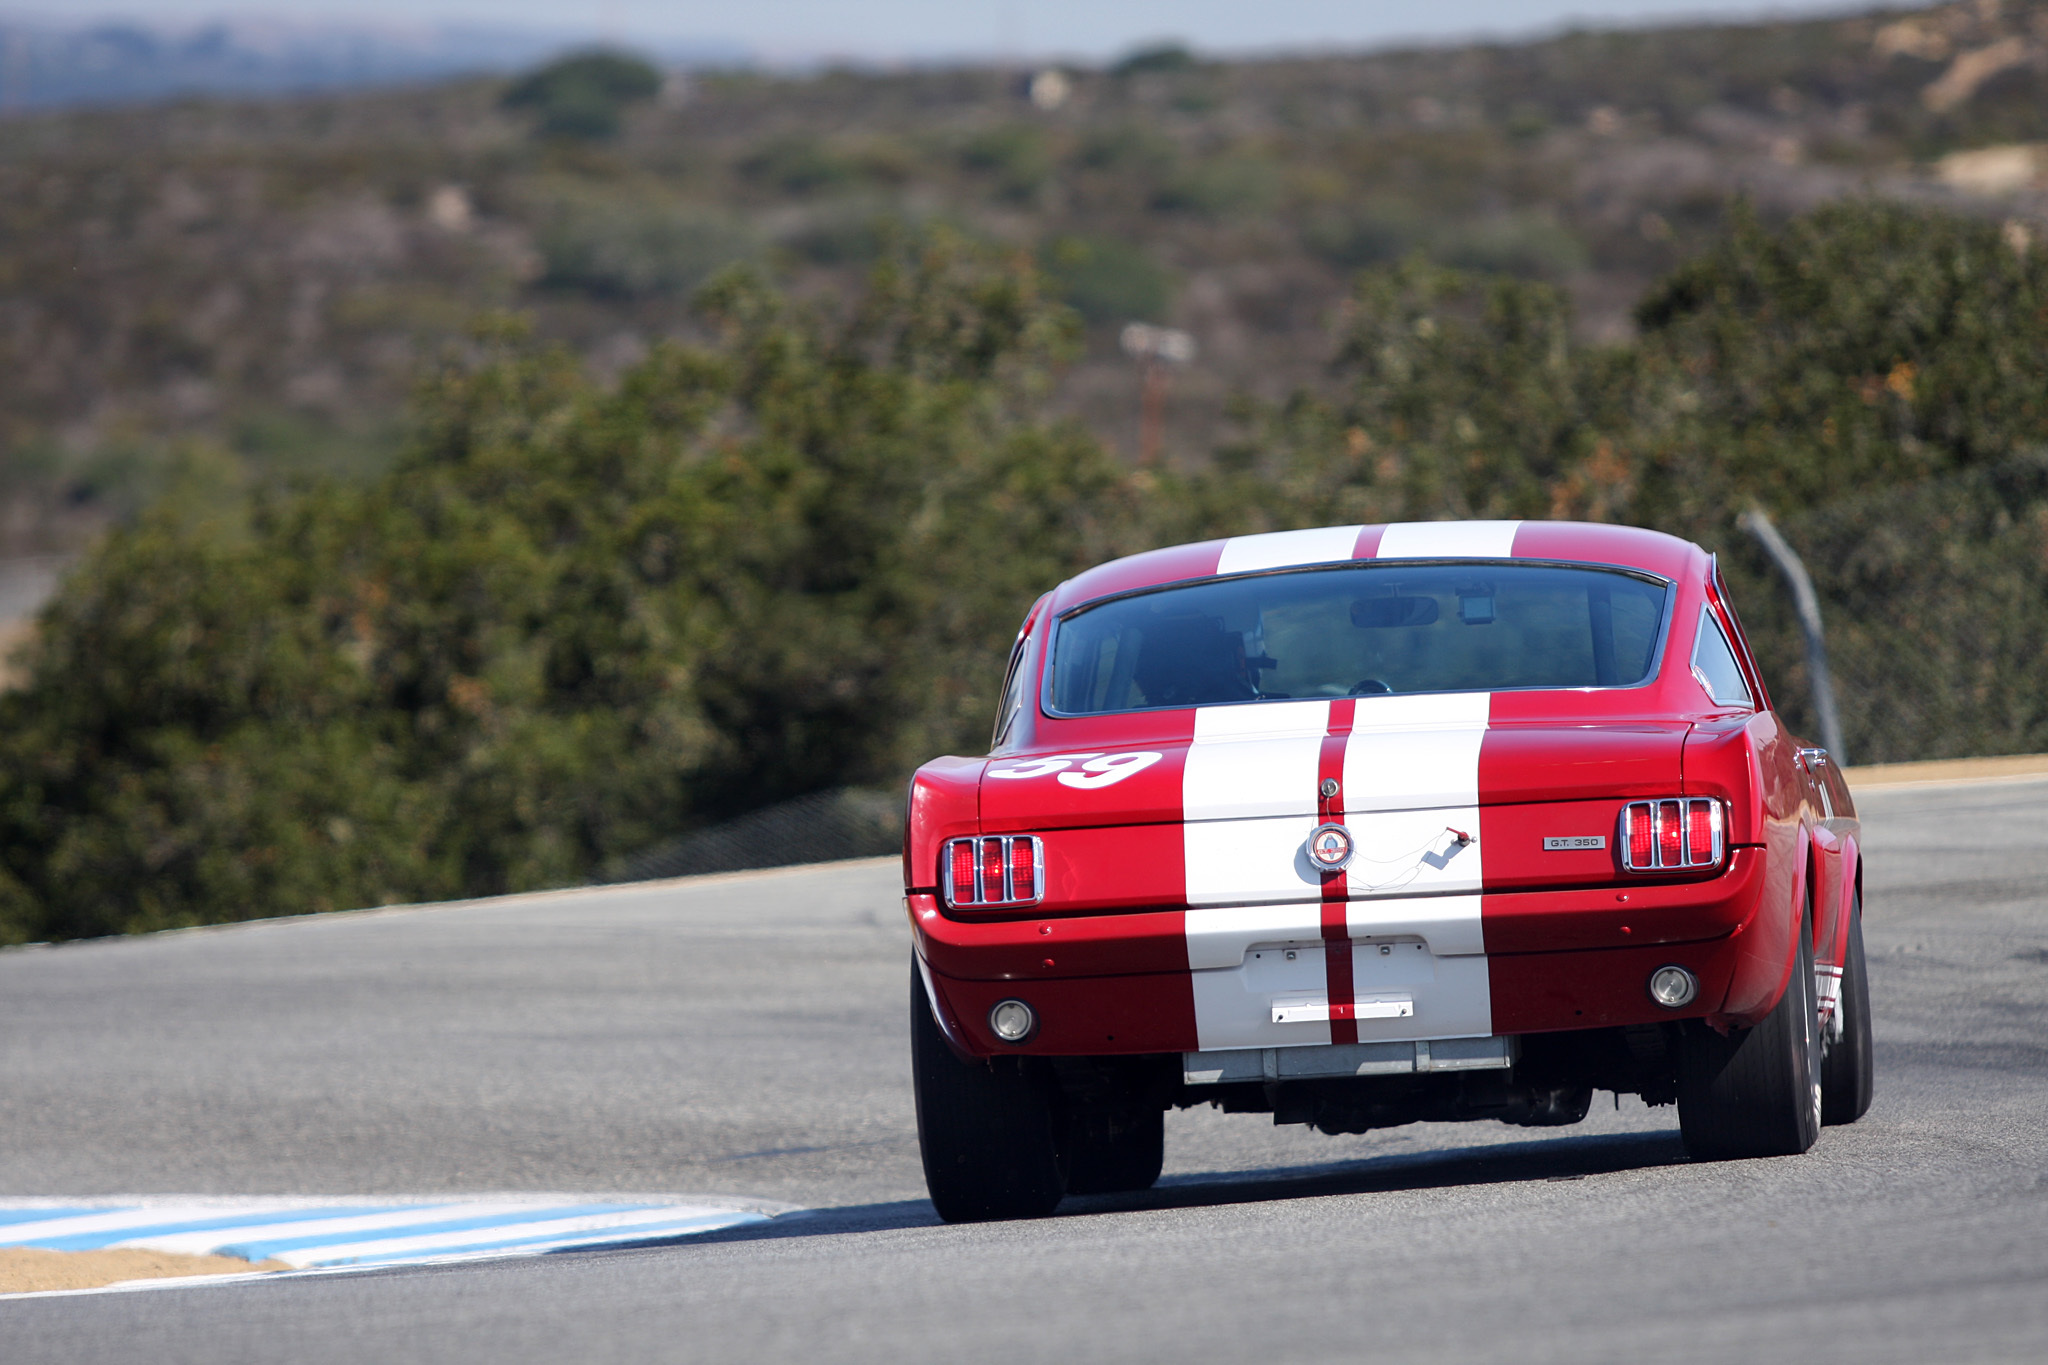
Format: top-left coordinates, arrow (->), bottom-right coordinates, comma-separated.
0,233 -> 1144,942
502,50 -> 664,139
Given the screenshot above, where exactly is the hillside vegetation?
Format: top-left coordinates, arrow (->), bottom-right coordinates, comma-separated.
8,0 -> 2048,549
7,3 -> 2048,939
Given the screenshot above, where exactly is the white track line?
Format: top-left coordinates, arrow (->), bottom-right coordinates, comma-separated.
255,1206 -> 755,1268
121,1202 -> 615,1258
0,1194 -> 796,1297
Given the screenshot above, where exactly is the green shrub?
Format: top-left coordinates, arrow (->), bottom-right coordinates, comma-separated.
738,136 -> 861,196
1153,156 -> 1283,218
1302,204 -> 1428,270
1038,235 -> 1176,325
1253,200 -> 2048,763
1722,455 -> 2048,763
502,50 -> 663,140
1434,215 -> 1589,280
1112,44 -> 1197,77
533,186 -> 761,298
1074,125 -> 1178,176
959,127 -> 1054,203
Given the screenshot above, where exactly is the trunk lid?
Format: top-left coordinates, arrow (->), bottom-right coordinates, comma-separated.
977,703 -> 1690,910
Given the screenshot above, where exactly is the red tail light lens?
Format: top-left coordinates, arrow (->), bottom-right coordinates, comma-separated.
1620,798 -> 1725,873
948,840 -> 977,901
1688,802 -> 1717,864
1010,849 -> 1036,902
1657,801 -> 1683,868
942,835 -> 1044,908
1627,804 -> 1654,867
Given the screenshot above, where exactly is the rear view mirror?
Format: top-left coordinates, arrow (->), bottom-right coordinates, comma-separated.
1350,596 -> 1440,628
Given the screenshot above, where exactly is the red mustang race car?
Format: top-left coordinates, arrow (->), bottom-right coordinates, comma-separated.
905,520 -> 1874,1221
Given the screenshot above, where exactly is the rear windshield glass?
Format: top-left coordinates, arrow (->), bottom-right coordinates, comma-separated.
1050,562 -> 1669,715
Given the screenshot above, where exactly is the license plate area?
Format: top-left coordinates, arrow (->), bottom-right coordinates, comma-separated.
1183,1035 -> 1516,1085
1270,995 -> 1414,1024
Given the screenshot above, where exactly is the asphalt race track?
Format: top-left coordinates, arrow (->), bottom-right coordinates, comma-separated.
2,781 -> 2045,1363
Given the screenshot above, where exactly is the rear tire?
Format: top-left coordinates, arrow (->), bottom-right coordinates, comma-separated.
910,964 -> 1066,1222
1061,1106 -> 1165,1195
1679,908 -> 1823,1160
1821,898 -> 1875,1125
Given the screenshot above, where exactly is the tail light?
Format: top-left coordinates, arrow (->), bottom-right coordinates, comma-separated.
1620,799 -> 1723,872
942,835 -> 1044,908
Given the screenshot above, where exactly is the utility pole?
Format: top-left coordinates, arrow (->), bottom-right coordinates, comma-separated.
1118,323 -> 1196,466
1739,507 -> 1846,764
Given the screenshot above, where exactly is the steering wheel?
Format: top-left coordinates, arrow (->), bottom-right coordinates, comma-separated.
1348,678 -> 1392,695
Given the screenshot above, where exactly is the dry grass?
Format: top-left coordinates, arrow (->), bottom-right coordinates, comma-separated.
1845,752 -> 2048,789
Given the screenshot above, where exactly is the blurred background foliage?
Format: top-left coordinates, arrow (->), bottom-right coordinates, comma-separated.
0,235 -> 1141,940
1238,199 -> 2048,768
501,50 -> 665,141
10,2 -> 2048,938
14,0 -> 2048,556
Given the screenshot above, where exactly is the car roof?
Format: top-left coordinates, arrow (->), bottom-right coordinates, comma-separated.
1050,520 -> 1703,615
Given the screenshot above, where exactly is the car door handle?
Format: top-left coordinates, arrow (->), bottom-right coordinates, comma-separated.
1797,747 -> 1828,770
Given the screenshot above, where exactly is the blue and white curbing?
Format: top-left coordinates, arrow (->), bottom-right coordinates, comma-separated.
0,1194 -> 797,1294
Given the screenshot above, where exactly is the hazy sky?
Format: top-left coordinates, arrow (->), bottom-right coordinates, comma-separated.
13,1 -> 1868,64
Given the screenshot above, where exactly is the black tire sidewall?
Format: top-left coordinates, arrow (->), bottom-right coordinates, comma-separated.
1794,916 -> 1823,1147
910,962 -> 1066,1221
1678,904 -> 1823,1160
1821,898 -> 1875,1125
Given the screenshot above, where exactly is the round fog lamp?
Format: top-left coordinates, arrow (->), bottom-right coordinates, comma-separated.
989,999 -> 1036,1044
1648,965 -> 1699,1009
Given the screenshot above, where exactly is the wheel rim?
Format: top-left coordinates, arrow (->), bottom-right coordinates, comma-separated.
1804,952 -> 1823,1130
1818,957 -> 1835,1063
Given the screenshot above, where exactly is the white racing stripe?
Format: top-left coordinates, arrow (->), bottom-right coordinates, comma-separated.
1344,694 -> 1487,902
1343,693 -> 1491,814
1185,903 -> 1326,972
1216,526 -> 1365,575
1184,816 -> 1326,909
1376,520 -> 1522,559
1182,703 -> 1334,1050
1187,904 -> 1330,1050
1183,703 -> 1329,914
1178,522 -> 1516,1049
1183,701 -> 1328,824
1182,686 -> 1497,1051
1345,894 -> 1488,959
1343,690 -> 1493,1037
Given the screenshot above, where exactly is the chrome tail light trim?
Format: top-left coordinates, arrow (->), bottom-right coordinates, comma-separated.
1619,798 -> 1724,872
940,835 -> 1045,908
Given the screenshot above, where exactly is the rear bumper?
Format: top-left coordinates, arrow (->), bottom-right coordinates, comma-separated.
909,847 -> 1774,1059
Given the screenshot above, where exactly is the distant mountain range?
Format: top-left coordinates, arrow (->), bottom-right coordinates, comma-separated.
0,17 -> 751,110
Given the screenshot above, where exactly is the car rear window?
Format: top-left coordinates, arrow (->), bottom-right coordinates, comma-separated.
1049,562 -> 1670,715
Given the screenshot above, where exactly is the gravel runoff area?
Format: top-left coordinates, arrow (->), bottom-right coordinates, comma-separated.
0,1248 -> 283,1293
0,776 -> 2042,1361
